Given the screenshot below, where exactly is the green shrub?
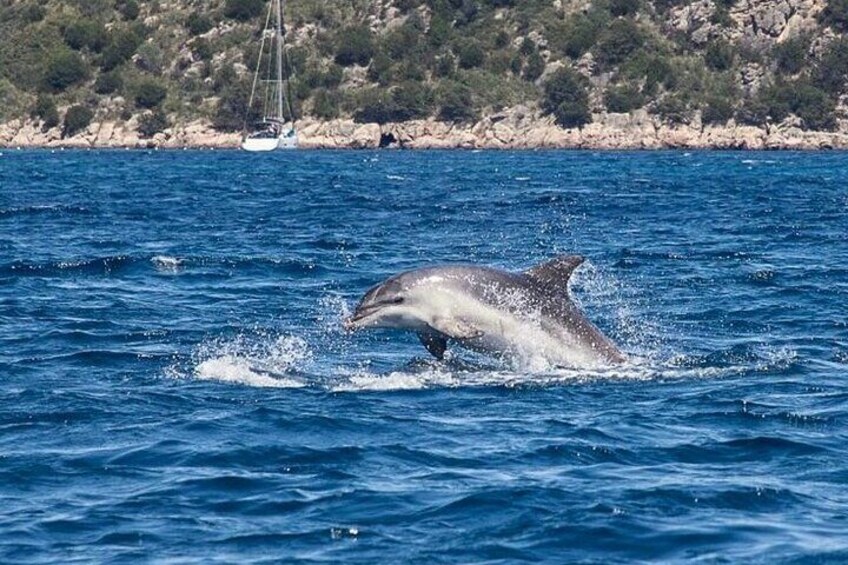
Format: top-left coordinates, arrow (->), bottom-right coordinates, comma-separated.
213,83 -> 258,131
384,18 -> 424,61
397,61 -> 426,81
42,51 -> 89,92
212,65 -> 237,94
185,13 -> 214,36
73,0 -> 111,18
813,37 -> 848,95
311,88 -> 340,119
396,0 -> 422,13
455,39 -> 485,69
136,43 -> 164,73
427,14 -> 453,47
735,97 -> 769,126
63,21 -> 108,52
755,82 -> 792,123
334,26 -> 373,66
705,40 -> 735,71
653,0 -> 690,11
437,81 -> 477,123
62,105 -> 93,138
22,3 -> 46,23
564,18 -> 605,59
322,63 -> 344,88
742,80 -> 835,130
391,81 -> 433,121
134,81 -> 167,108
192,38 -> 213,61
820,0 -> 848,31
622,52 -> 674,94
773,35 -> 809,75
494,30 -> 510,49
137,110 -> 169,137
434,53 -> 456,78
711,3 -> 734,26
455,0 -> 479,26
594,19 -> 644,67
542,68 -> 591,128
480,50 -> 506,75
510,53 -> 523,75
546,12 -> 605,59
610,0 -> 641,17
523,50 -> 545,82
100,28 -> 143,70
353,82 -> 433,123
116,0 -> 140,20
224,0 -> 264,21
242,43 -> 266,72
354,91 -> 395,124
31,95 -> 60,131
604,83 -> 644,112
791,83 -> 836,130
519,38 -> 536,56
94,70 -> 123,94
367,50 -> 393,84
701,95 -> 734,124
651,94 -> 691,124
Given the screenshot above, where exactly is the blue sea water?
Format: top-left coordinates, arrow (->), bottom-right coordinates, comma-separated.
0,148 -> 846,562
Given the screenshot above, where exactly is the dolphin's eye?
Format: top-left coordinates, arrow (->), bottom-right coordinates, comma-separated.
391,296 -> 405,304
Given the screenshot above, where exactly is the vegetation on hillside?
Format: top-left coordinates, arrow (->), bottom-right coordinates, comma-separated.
0,0 -> 846,135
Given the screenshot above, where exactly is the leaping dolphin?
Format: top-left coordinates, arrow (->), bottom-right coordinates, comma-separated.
345,256 -> 626,368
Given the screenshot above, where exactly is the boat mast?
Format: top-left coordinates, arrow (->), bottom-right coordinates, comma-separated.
275,0 -> 284,122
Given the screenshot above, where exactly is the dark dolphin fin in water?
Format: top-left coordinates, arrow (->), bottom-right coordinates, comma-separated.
418,331 -> 447,360
523,255 -> 584,295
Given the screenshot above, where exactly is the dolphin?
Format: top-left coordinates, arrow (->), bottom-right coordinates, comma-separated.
345,256 -> 625,368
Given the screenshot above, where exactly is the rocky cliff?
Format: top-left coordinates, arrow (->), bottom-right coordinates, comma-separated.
1,0 -> 846,149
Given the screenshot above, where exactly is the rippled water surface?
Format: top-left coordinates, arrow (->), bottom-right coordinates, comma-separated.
1,149 -> 847,562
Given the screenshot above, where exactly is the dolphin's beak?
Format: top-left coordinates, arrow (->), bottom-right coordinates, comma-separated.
344,300 -> 387,331
343,315 -> 360,331
343,307 -> 370,331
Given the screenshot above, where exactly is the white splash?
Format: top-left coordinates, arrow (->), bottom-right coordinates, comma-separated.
151,255 -> 184,273
332,367 -> 459,392
195,356 -> 304,388
191,334 -> 312,388
317,294 -> 352,334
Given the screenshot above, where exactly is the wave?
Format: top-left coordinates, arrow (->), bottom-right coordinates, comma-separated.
0,254 -> 322,278
0,255 -> 134,277
0,204 -> 92,219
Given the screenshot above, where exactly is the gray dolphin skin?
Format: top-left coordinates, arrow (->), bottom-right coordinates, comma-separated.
345,256 -> 626,368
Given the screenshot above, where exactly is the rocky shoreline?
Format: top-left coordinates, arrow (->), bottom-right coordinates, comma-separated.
2,107 -> 848,150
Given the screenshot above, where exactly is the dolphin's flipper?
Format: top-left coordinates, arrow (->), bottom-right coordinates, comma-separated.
430,318 -> 483,341
418,331 -> 447,360
524,255 -> 584,294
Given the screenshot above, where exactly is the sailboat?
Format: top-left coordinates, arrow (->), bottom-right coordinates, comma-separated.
241,0 -> 297,151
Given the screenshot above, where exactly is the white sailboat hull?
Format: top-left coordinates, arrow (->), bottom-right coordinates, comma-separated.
241,131 -> 298,152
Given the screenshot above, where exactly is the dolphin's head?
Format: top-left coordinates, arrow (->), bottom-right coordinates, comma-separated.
345,275 -> 427,331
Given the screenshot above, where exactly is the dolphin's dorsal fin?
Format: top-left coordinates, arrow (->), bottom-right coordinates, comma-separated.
524,255 -> 584,293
